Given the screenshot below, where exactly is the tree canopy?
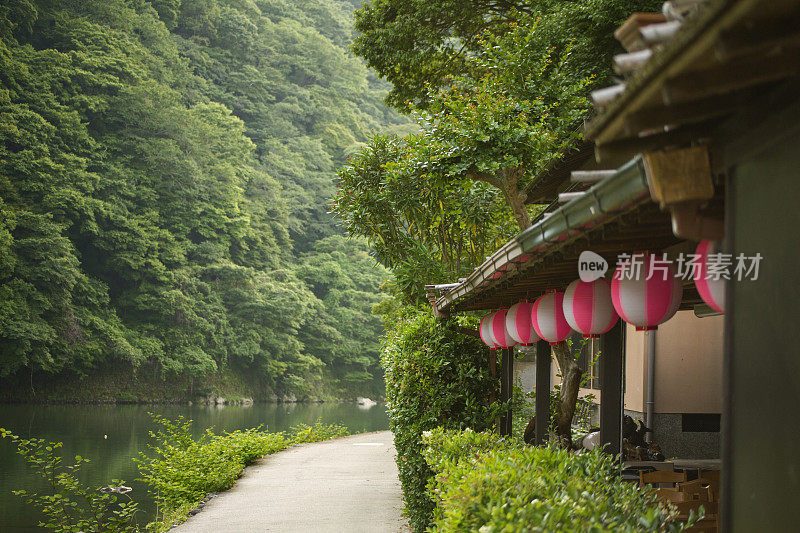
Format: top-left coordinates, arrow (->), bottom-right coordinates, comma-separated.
339,0 -> 662,441
353,0 -> 660,110
0,0 -> 399,397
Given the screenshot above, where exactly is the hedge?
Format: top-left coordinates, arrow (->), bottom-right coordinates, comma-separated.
422,428 -> 688,532
381,311 -> 500,532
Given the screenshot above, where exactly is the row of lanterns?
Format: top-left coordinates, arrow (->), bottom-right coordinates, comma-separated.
480,243 -> 724,349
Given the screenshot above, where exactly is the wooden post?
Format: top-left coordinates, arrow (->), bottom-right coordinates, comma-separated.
535,340 -> 551,445
499,347 -> 514,436
600,321 -> 625,456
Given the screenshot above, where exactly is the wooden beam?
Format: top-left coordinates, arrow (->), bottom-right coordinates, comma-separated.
600,322 -> 625,456
594,124 -> 714,166
571,170 -> 616,184
715,13 -> 800,60
623,91 -> 748,136
558,192 -> 586,203
499,348 -> 514,436
591,84 -> 626,108
639,20 -> 682,47
662,50 -> 800,105
535,340 -> 551,445
613,49 -> 653,75
642,145 -> 714,206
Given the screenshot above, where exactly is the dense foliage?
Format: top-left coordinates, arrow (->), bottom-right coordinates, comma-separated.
0,0 -> 402,397
380,308 -> 500,531
338,0 -> 662,304
333,134 -> 516,301
354,0 -> 662,110
422,428 -> 687,533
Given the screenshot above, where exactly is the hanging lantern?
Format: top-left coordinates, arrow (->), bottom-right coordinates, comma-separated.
563,278 -> 619,338
694,240 -> 725,313
531,291 -> 572,345
505,301 -> 540,346
491,309 -> 518,349
479,312 -> 498,350
611,252 -> 683,331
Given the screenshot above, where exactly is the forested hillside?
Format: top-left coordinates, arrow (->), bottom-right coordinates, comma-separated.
0,0 -> 406,400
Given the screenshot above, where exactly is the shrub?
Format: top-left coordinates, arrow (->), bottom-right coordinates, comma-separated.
290,419 -> 350,444
381,310 -> 501,532
422,428 -> 688,532
136,417 -> 352,530
137,415 -> 289,531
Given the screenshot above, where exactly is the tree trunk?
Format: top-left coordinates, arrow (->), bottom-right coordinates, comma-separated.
499,167 -> 531,230
551,341 -> 583,447
468,166 -> 531,230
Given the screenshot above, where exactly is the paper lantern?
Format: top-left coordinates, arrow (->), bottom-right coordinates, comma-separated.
479,312 -> 498,350
531,291 -> 572,345
505,301 -> 539,346
491,308 -> 518,349
611,253 -> 682,331
694,241 -> 725,313
563,278 -> 619,338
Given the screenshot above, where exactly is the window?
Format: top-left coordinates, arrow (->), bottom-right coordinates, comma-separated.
682,413 -> 721,432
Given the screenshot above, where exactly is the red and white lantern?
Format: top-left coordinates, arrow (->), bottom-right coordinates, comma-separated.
611,252 -> 682,331
505,301 -> 539,346
531,291 -> 572,345
491,309 -> 518,349
563,279 -> 619,338
479,312 -> 498,350
694,241 -> 725,313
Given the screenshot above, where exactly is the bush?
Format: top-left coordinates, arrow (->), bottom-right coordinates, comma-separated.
422,428 -> 688,532
290,419 -> 350,444
137,416 -> 289,531
381,310 -> 501,532
137,417 -> 352,530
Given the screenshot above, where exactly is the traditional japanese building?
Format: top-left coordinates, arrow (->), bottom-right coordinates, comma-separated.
427,0 -> 800,530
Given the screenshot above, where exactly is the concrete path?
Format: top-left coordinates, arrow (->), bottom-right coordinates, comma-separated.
172,430 -> 408,533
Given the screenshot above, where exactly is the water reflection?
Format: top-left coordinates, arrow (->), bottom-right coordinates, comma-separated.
0,402 -> 389,532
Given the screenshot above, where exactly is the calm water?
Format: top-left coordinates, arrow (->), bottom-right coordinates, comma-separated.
0,402 -> 389,532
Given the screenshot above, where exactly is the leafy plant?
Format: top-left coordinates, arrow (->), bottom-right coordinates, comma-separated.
290,419 -> 350,444
422,428 -> 691,533
135,415 -> 353,531
380,309 -> 501,532
136,415 -> 288,531
0,428 -> 138,533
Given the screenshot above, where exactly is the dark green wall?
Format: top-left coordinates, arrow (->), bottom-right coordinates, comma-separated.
728,130 -> 800,531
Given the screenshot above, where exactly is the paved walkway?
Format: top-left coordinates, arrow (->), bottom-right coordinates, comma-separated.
172,430 -> 408,533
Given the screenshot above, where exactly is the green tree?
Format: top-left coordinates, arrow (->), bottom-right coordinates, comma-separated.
354,0 -> 661,110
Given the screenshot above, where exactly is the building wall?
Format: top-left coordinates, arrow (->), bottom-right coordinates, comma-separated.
624,311 -> 724,458
726,120 -> 800,531
522,313 -> 723,457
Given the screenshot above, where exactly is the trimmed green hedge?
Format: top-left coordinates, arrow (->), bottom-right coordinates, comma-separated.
382,311 -> 500,532
422,428 -> 686,532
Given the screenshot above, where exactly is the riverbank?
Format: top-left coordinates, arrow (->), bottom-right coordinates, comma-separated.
172,431 -> 407,533
0,402 -> 390,532
0,365 -> 382,405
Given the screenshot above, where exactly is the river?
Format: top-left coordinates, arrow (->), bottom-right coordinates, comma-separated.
0,402 -> 390,532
